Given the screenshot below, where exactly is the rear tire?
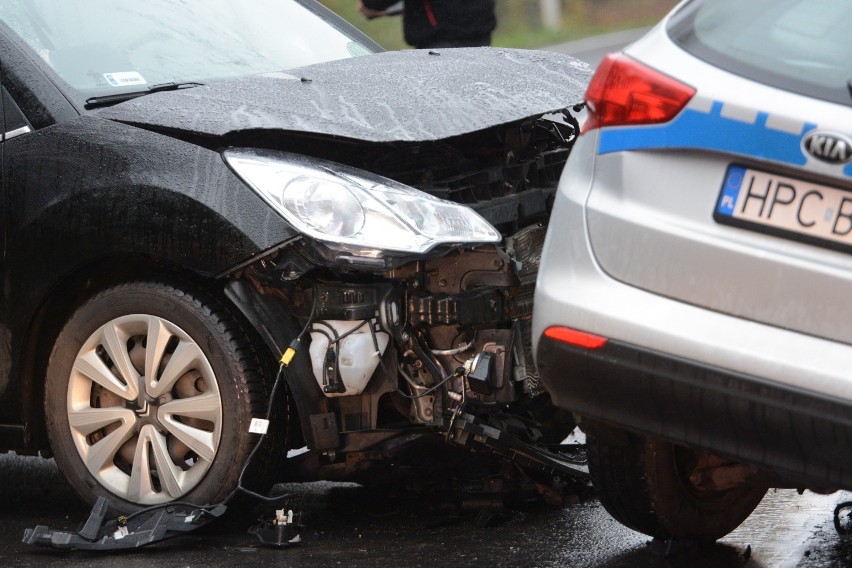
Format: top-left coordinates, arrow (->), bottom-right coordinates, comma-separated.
586,426 -> 766,541
45,280 -> 277,513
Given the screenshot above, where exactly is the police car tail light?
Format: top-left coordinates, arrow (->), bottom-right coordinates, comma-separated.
583,53 -> 695,132
544,327 -> 608,350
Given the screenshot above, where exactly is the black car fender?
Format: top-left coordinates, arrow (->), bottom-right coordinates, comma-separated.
2,115 -> 298,444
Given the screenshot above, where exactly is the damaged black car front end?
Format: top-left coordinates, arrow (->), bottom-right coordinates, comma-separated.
221,116 -> 585,488
0,0 -> 591,520
212,56 -> 590,499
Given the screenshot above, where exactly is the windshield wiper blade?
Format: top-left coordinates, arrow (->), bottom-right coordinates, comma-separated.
148,81 -> 205,93
84,82 -> 204,109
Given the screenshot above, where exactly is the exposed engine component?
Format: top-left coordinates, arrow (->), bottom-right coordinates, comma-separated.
309,320 -> 389,397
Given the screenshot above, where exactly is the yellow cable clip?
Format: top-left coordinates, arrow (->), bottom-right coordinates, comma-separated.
279,338 -> 301,367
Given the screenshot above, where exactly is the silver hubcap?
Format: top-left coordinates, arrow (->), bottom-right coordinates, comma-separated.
67,315 -> 222,504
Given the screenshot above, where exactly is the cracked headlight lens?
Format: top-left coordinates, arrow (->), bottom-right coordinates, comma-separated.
225,149 -> 500,255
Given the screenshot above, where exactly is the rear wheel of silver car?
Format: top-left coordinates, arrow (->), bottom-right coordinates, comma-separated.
586,427 -> 766,542
45,281 -> 272,513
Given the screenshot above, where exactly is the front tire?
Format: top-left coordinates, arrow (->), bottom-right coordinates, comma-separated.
586,426 -> 766,542
45,281 -> 272,512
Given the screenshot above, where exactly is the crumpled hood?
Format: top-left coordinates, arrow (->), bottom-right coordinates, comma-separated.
96,48 -> 591,143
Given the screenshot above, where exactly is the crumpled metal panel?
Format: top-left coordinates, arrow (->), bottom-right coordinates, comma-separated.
96,48 -> 591,142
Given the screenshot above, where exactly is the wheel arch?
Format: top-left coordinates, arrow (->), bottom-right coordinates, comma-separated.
18,255 -> 287,453
20,255 -> 181,450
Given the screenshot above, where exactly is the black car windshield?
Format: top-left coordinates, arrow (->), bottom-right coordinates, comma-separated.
0,0 -> 375,96
668,0 -> 852,106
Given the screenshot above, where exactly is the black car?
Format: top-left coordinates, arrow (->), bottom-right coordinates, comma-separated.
0,0 -> 590,513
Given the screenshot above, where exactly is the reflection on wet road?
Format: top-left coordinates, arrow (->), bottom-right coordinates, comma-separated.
1,453 -> 850,567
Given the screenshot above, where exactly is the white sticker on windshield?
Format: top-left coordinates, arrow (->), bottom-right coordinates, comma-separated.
103,71 -> 147,88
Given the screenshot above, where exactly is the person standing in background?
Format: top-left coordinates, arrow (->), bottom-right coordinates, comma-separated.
358,0 -> 496,49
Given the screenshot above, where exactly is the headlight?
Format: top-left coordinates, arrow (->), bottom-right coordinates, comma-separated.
224,149 -> 501,256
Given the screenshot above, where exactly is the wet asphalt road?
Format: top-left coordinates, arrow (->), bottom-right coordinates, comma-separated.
2,453 -> 852,567
545,27 -> 651,67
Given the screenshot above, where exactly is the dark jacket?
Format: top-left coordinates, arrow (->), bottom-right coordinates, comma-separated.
363,0 -> 496,49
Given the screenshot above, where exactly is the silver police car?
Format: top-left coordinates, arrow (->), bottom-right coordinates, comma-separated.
533,0 -> 852,541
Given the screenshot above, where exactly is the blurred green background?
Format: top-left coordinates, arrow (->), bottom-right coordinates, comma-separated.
320,0 -> 678,50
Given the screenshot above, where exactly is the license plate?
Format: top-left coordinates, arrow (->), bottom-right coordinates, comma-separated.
715,165 -> 852,250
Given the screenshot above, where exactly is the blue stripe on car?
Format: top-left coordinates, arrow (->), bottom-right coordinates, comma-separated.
597,101 -> 839,175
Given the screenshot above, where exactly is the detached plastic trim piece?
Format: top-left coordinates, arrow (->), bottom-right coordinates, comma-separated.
22,496 -> 227,551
